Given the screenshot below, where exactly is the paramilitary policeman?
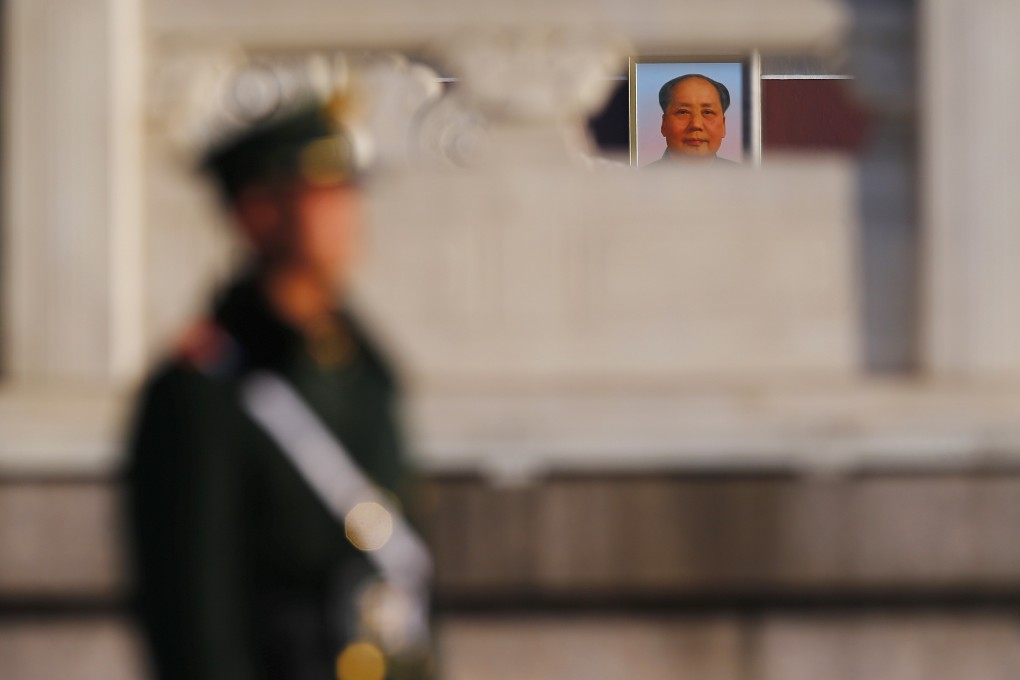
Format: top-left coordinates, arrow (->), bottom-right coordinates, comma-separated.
125,96 -> 433,680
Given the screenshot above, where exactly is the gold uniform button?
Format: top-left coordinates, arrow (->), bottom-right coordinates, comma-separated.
336,641 -> 387,680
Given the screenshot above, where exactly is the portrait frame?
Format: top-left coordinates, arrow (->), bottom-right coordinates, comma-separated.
629,54 -> 761,167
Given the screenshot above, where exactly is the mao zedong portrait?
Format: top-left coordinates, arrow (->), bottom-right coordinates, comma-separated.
651,74 -> 735,166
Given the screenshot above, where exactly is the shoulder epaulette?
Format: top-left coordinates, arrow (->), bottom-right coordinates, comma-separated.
175,319 -> 242,378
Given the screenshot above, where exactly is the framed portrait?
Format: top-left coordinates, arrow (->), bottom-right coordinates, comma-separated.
629,55 -> 761,167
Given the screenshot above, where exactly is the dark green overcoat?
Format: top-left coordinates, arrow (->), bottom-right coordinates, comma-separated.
126,274 -> 416,680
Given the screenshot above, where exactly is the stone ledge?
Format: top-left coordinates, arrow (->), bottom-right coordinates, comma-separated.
0,481 -> 127,598
0,384 -> 129,476
439,612 -> 1020,680
5,472 -> 1020,602
0,617 -> 144,680
2,379 -> 1020,477
424,473 -> 1020,597
409,378 -> 1020,476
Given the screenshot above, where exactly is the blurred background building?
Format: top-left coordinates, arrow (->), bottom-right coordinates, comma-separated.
4,0 -> 1020,677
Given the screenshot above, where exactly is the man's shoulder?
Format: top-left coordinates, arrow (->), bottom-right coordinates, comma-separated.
646,154 -> 742,168
645,158 -> 669,167
137,320 -> 245,409
169,318 -> 245,380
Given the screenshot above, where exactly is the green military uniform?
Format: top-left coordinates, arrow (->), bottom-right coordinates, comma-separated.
126,271 -> 420,680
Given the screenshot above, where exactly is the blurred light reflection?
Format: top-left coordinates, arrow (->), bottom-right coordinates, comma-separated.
344,501 -> 394,551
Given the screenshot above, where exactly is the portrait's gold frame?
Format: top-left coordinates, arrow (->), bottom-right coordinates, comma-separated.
629,52 -> 761,166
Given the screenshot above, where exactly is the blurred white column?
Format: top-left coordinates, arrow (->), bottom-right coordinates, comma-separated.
0,0 -> 142,474
921,0 -> 1020,377
4,0 -> 144,384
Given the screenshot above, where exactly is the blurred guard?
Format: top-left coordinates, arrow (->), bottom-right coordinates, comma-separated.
126,96 -> 433,680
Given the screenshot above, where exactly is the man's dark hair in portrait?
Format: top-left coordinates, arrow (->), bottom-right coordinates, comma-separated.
125,95 -> 433,680
651,73 -> 734,165
657,74 -> 731,115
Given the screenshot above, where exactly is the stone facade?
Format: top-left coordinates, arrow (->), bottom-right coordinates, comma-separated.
4,0 -> 1020,678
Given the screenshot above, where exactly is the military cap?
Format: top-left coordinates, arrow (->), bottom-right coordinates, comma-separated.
200,98 -> 362,202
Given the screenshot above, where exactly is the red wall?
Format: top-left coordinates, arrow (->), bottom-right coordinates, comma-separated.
762,78 -> 871,153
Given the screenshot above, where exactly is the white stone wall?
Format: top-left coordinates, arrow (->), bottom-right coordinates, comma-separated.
5,611 -> 1020,680
3,0 -> 1020,475
921,0 -> 1020,377
358,159 -> 858,385
147,0 -> 848,53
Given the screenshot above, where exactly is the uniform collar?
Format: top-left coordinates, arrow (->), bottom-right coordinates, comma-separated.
213,270 -> 309,373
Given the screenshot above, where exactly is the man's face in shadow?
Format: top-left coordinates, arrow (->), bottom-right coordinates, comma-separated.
660,77 -> 727,160
234,181 -> 363,291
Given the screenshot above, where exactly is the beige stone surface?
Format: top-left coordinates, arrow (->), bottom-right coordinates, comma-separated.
0,619 -> 145,680
0,483 -> 126,596
6,473 -> 1020,601
147,0 -> 847,53
404,378 -> 1020,473
531,479 -> 627,591
3,612 -> 1018,680
358,159 -> 859,385
438,614 -> 744,680
426,480 -> 537,593
0,387 -> 127,475
923,0 -> 1020,377
847,478 -> 980,587
429,474 -> 1020,596
757,614 -> 1020,680
975,478 -> 1020,584
439,613 -> 1020,680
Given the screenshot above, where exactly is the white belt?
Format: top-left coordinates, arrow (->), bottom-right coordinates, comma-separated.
240,370 -> 433,650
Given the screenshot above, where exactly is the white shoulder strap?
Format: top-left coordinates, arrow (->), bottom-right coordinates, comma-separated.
239,370 -> 433,599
